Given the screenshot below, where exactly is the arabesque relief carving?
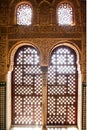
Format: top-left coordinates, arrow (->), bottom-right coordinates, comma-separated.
8,38 -> 81,67
8,25 -> 82,34
0,43 -> 6,80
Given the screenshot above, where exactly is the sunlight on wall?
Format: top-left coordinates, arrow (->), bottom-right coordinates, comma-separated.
11,126 -> 42,130
67,128 -> 77,130
47,127 -> 78,130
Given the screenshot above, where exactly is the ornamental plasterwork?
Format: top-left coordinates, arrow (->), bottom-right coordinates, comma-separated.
8,38 -> 81,66
8,25 -> 82,34
0,43 -> 6,80
8,33 -> 82,39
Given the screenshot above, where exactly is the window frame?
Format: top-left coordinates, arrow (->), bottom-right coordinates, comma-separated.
47,46 -> 78,127
14,1 -> 33,25
12,45 -> 43,126
56,1 -> 75,26
6,42 -> 82,130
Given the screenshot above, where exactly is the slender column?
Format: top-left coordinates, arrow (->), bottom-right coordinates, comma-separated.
6,71 -> 12,130
50,8 -> 53,25
37,8 -> 40,25
41,66 -> 48,130
6,65 -> 13,130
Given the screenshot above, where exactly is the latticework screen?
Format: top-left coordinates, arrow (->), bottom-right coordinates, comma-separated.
12,46 -> 42,125
0,82 -> 6,130
47,46 -> 78,126
82,83 -> 86,130
57,3 -> 73,25
17,3 -> 32,25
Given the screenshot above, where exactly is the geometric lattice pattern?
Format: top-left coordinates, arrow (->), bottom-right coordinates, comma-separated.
47,46 -> 78,125
57,3 -> 73,25
12,46 -> 42,125
17,3 -> 32,25
0,83 -> 6,130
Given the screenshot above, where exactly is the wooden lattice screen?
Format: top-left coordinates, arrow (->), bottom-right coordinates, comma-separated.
12,46 -> 42,125
47,46 -> 78,126
0,82 -> 6,130
82,83 -> 86,130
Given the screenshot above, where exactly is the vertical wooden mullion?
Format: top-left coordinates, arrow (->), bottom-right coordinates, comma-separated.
41,66 -> 48,130
0,82 -> 6,130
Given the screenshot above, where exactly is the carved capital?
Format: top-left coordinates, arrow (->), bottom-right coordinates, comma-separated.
41,66 -> 48,73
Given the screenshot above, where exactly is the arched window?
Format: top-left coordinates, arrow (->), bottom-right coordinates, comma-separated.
57,2 -> 74,25
47,46 -> 78,126
16,3 -> 32,25
12,46 -> 42,125
7,43 -> 81,130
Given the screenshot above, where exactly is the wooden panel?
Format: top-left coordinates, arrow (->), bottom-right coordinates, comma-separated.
47,46 -> 78,125
12,46 -> 43,125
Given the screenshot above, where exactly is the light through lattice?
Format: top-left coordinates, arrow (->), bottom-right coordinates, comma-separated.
17,4 -> 32,25
57,3 -> 73,25
12,46 -> 42,125
47,46 -> 78,125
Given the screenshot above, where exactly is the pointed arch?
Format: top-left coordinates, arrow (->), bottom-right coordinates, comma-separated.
39,1 -> 51,25
39,0 -> 51,7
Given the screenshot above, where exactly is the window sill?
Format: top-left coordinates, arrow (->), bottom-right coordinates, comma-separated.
47,126 -> 78,130
10,125 -> 78,130
11,125 -> 42,130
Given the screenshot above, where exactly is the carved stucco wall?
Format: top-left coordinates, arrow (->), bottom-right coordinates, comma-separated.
0,28 -> 7,81
0,0 -> 86,82
7,39 -> 81,65
0,0 -> 86,130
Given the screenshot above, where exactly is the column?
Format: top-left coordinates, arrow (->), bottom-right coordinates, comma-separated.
37,8 -> 40,25
41,66 -> 48,130
50,8 -> 53,25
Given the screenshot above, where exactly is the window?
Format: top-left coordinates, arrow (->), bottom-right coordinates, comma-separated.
16,3 -> 32,25
12,46 -> 42,125
47,46 -> 78,126
57,2 -> 74,25
7,43 -> 81,130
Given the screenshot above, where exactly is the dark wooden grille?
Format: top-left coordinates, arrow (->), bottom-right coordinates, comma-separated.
82,83 -> 86,130
0,82 -> 6,130
47,46 -> 78,126
12,46 -> 42,125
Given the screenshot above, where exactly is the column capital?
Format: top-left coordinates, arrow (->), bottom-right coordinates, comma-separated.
41,66 -> 48,73
42,126 -> 47,130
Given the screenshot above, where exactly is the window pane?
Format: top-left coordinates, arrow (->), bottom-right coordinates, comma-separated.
17,4 -> 32,25
47,46 -> 78,125
57,3 -> 73,25
12,46 -> 42,125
